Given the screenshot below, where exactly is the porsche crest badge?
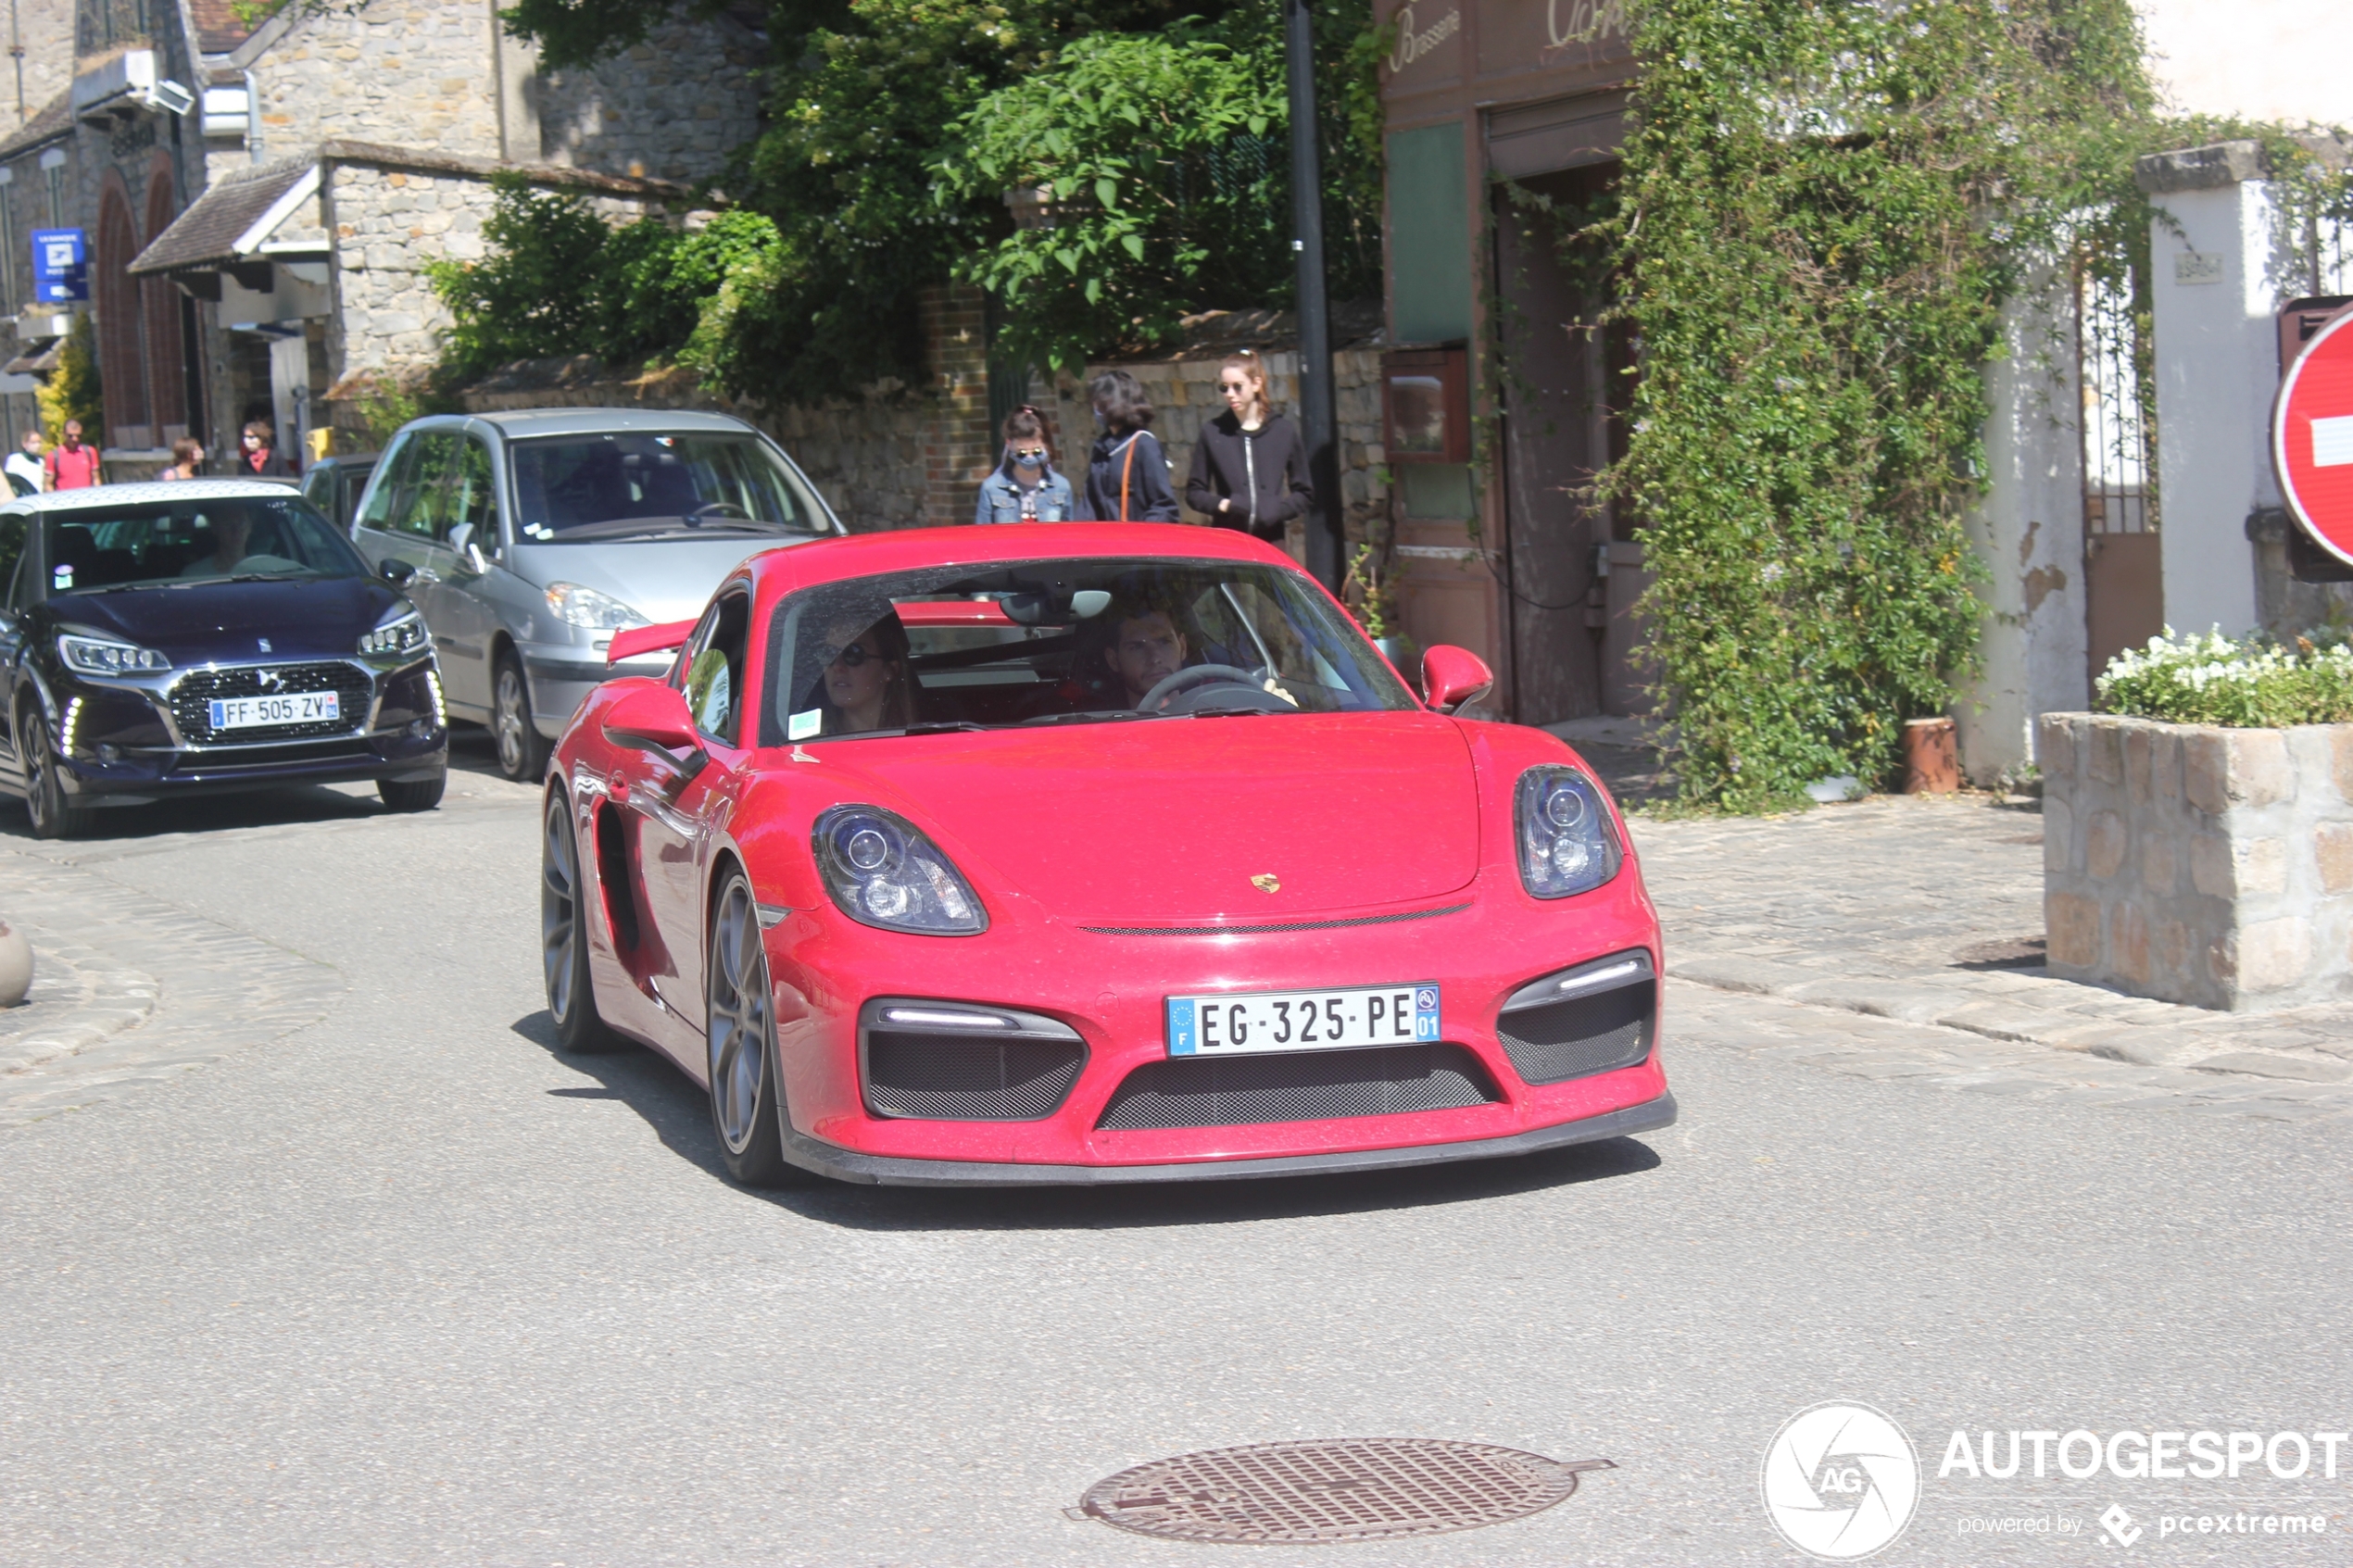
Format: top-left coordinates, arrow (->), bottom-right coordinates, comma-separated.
1251,873 -> 1280,894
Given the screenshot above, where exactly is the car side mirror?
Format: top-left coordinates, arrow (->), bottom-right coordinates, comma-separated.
1421,645 -> 1495,715
601,682 -> 702,759
378,558 -> 417,587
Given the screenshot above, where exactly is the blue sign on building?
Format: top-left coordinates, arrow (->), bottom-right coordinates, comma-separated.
31,229 -> 88,303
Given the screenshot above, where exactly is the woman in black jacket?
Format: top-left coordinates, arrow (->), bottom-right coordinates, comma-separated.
1184,347 -> 1312,542
1081,370 -> 1180,522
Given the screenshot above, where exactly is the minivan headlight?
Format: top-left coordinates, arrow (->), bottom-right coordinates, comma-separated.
58,633 -> 170,676
1516,765 -> 1623,898
812,805 -> 988,935
546,582 -> 649,630
359,608 -> 431,656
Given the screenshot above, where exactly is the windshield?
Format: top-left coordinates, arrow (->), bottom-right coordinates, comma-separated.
760,557 -> 1416,743
509,432 -> 830,542
42,498 -> 365,594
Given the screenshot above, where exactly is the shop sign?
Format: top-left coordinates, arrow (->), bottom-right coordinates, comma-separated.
31,229 -> 88,303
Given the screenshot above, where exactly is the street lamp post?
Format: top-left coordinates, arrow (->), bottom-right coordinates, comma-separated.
1285,0 -> 1344,593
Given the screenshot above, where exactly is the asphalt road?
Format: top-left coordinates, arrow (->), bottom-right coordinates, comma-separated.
0,744 -> 2347,1566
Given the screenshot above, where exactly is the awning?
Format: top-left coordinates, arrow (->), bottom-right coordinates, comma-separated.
129,157 -> 321,296
3,340 -> 61,376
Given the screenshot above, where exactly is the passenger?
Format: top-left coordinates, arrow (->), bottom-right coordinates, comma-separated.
181,512 -> 254,578
817,615 -> 914,734
1103,598 -> 1189,709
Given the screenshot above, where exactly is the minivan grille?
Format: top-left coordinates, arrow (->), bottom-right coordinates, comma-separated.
170,662 -> 372,745
1096,1043 -> 1499,1131
1497,981 -> 1655,1085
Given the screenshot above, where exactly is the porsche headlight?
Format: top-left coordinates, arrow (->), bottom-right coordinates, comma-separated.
57,633 -> 170,676
812,805 -> 988,935
1516,765 -> 1623,898
545,582 -> 649,631
359,608 -> 431,657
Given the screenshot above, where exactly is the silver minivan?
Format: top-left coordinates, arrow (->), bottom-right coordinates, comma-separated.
348,408 -> 843,779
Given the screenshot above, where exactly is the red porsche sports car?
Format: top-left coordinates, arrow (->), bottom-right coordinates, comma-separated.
542,523 -> 1672,1185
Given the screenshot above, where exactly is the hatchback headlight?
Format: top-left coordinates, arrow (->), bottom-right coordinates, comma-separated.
812,805 -> 988,935
1516,765 -> 1623,898
359,608 -> 431,657
546,582 -> 649,630
57,633 -> 170,676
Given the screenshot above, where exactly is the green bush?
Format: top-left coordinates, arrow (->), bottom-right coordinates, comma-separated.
427,175 -> 784,383
2096,629 -> 2353,727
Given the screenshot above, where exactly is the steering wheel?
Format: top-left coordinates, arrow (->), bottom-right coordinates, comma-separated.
1138,663 -> 1265,713
688,502 -> 752,522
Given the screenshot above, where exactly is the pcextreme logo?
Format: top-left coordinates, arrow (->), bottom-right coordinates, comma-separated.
1761,1402 -> 1922,1561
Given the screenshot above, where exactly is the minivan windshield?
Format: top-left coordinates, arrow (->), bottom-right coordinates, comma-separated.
761,557 -> 1416,743
510,433 -> 831,542
40,498 -> 365,595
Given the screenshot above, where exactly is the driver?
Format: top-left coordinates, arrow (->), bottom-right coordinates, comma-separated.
180,511 -> 252,578
1103,598 -> 1189,709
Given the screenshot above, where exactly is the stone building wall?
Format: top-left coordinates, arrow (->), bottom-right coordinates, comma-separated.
535,10 -> 764,182
251,1 -> 505,160
2041,712 -> 2353,1010
8,0 -> 74,130
321,158 -> 662,384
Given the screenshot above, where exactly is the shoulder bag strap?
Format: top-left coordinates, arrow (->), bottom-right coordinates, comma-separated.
1119,436 -> 1137,521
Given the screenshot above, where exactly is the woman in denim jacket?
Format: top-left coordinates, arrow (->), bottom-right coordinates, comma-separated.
974,406 -> 1076,522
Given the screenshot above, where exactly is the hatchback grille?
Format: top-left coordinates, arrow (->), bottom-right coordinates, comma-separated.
860,1000 -> 1087,1122
1096,1043 -> 1499,1131
1496,956 -> 1655,1085
170,662 -> 372,745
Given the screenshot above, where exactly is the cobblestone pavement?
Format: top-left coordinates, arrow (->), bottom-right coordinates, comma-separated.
1629,792 -> 2353,1119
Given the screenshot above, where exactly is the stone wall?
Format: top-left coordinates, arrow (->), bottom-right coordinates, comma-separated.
252,1 -> 505,161
2040,712 -> 2353,1010
322,158 -> 663,383
535,11 -> 764,182
10,0 -> 73,128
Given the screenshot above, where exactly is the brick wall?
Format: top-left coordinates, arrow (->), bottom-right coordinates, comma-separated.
918,283 -> 996,525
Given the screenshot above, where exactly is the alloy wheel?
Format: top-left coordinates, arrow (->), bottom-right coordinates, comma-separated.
495,666 -> 528,775
706,879 -> 772,1156
23,711 -> 51,835
542,797 -> 578,1026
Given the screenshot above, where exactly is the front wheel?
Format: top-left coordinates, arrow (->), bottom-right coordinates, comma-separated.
706,870 -> 811,1187
492,651 -> 550,784
19,701 -> 90,840
378,771 -> 446,812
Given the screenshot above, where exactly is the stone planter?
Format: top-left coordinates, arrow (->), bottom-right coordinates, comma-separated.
2038,713 -> 2353,1010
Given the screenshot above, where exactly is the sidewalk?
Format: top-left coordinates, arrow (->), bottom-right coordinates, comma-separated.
1625,788 -> 2353,1117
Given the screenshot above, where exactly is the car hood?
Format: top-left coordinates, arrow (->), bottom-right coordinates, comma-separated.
46,576 -> 405,663
510,534 -> 818,627
814,712 -> 1481,923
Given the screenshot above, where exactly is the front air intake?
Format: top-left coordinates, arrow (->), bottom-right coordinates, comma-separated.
860,999 -> 1086,1122
1096,1043 -> 1500,1131
1494,949 -> 1656,1085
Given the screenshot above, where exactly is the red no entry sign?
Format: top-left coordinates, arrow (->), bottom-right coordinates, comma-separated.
2276,308 -> 2353,567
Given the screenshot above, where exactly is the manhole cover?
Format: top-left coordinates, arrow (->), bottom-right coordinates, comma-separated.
1076,1437 -> 1613,1543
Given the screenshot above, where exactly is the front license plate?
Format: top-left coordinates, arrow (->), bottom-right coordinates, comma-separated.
1166,984 -> 1441,1057
208,692 -> 340,730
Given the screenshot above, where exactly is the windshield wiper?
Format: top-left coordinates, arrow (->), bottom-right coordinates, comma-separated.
1179,706 -> 1275,720
899,721 -> 1000,735
1019,709 -> 1153,725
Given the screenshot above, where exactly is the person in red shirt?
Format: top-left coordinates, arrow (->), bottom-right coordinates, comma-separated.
44,420 -> 101,490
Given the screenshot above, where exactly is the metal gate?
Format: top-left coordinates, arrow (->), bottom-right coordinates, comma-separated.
2078,261 -> 2162,684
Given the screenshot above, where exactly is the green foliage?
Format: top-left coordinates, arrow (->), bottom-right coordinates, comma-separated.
425,175 -> 786,384
1605,0 -> 2154,811
937,0 -> 1379,373
497,0 -> 1382,401
2098,629 -> 2353,727
36,313 -> 101,445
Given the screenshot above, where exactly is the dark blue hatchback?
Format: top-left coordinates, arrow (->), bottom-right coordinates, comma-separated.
0,480 -> 447,837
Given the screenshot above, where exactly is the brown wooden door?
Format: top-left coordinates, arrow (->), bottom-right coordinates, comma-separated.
2084,527 -> 2162,684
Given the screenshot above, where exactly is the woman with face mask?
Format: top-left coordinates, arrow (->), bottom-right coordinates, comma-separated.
1184,347 -> 1313,543
974,406 -> 1075,522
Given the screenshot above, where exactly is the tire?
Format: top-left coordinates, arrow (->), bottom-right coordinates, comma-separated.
706,869 -> 812,1187
542,789 -> 626,1055
377,771 -> 447,812
19,700 -> 90,840
492,650 -> 550,784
